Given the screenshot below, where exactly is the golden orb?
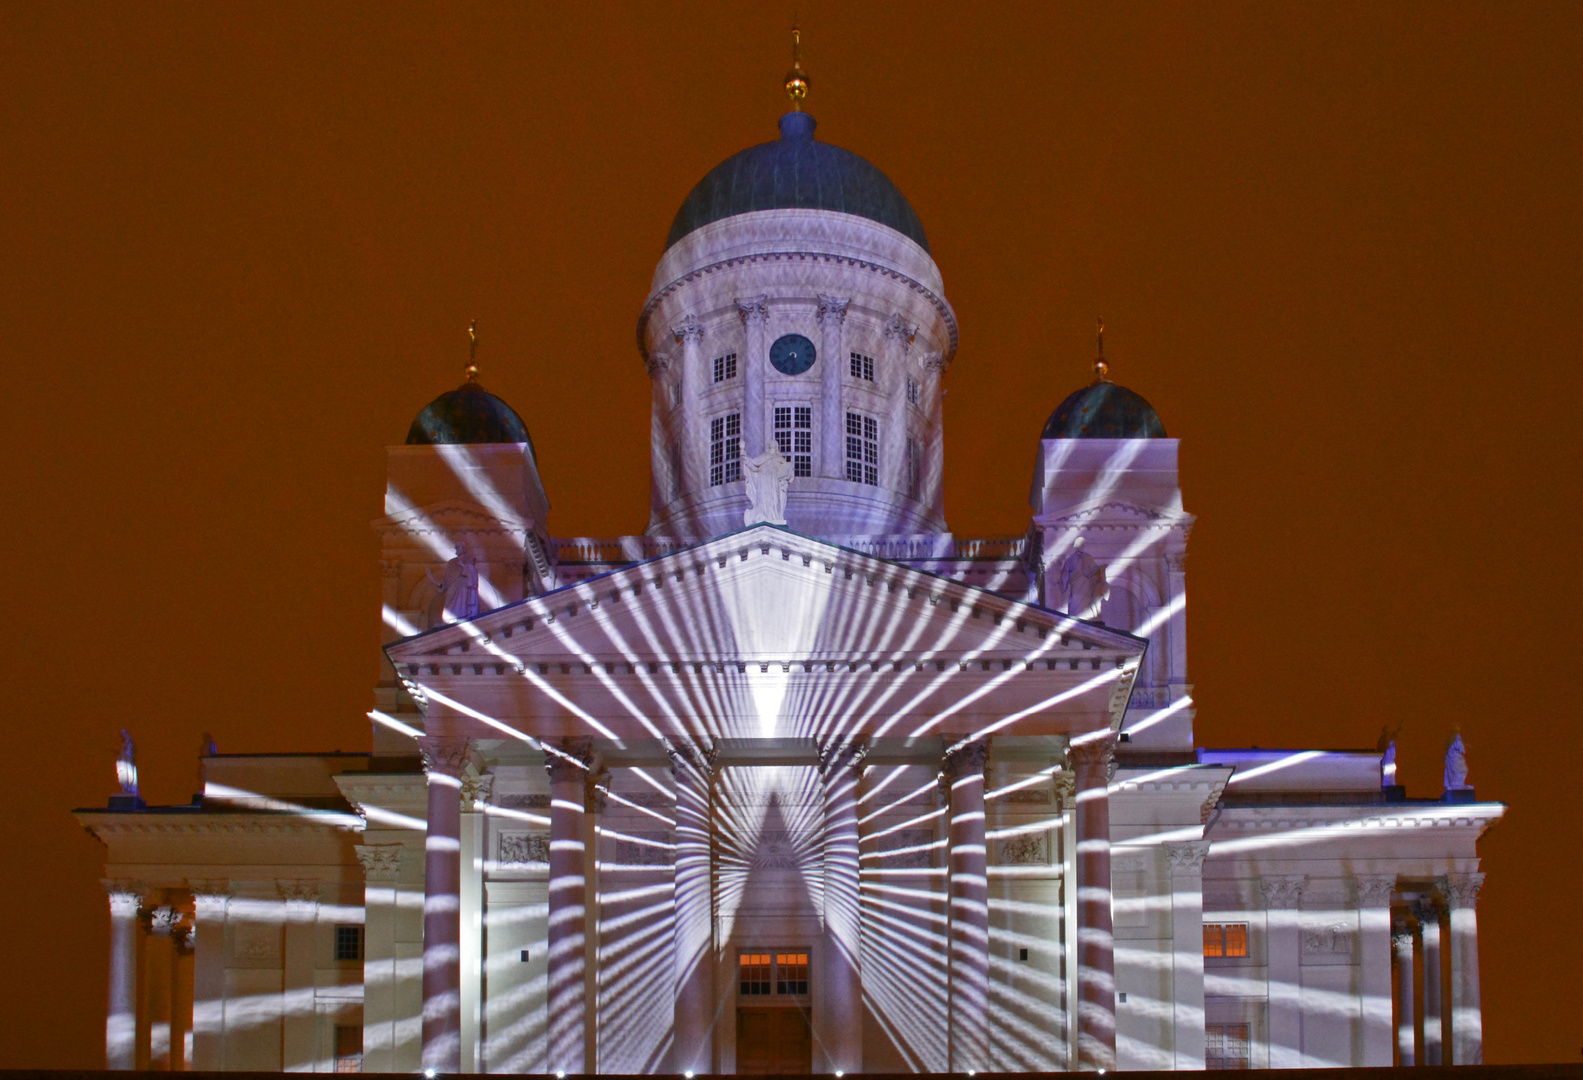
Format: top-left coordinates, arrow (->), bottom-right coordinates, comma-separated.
1092,358 -> 1110,383
785,70 -> 809,108
464,362 -> 480,383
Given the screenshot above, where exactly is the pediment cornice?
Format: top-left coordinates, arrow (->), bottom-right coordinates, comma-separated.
372,498 -> 535,539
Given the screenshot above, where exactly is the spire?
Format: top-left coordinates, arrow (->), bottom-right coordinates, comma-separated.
465,320 -> 480,383
784,25 -> 809,111
1093,316 -> 1110,383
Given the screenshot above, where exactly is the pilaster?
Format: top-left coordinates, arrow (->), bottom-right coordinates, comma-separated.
816,738 -> 865,1074
418,736 -> 472,1073
1260,875 -> 1305,1069
104,880 -> 146,1071
1164,842 -> 1211,1069
545,737 -> 594,1075
737,296 -> 769,459
1070,737 -> 1116,1071
1355,874 -> 1398,1067
673,315 -> 706,495
188,880 -> 229,1071
816,295 -> 850,479
1443,872 -> 1485,1064
943,738 -> 989,1074
356,844 -> 406,1073
278,878 -> 321,1071
668,739 -> 718,1074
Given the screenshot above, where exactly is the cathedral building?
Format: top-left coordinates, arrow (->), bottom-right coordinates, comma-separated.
76,64 -> 1502,1074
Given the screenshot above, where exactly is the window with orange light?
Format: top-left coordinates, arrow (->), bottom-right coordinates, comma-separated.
1203,922 -> 1249,958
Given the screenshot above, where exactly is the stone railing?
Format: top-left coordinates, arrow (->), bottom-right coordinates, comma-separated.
553,533 -> 1030,566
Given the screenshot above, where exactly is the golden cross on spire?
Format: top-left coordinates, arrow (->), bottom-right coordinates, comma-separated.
1093,316 -> 1110,383
465,320 -> 480,382
785,25 -> 809,110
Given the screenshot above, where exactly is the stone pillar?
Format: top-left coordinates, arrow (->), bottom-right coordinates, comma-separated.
356,845 -> 406,1073
170,924 -> 194,1072
279,878 -> 321,1071
737,296 -> 769,459
817,739 -> 865,1073
673,315 -> 706,494
1356,874 -> 1398,1067
189,881 -> 229,1071
460,771 -> 492,1073
669,740 -> 718,1074
817,295 -> 850,479
546,737 -> 593,1075
104,880 -> 145,1070
418,736 -> 472,1073
1260,876 -> 1305,1069
1414,896 -> 1445,1066
1070,737 -> 1116,1071
1165,842 -> 1211,1070
921,353 -> 947,516
1393,918 -> 1416,1067
881,314 -> 914,493
1444,872 -> 1485,1065
146,906 -> 180,1070
1056,772 -> 1079,1068
944,739 -> 989,1074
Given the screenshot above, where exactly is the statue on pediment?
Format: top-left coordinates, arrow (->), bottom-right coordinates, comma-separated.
1056,537 -> 1109,620
1444,730 -> 1471,792
743,444 -> 794,526
116,729 -> 138,796
428,541 -> 481,623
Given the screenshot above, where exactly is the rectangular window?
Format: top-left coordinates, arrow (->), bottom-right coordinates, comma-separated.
906,376 -> 921,407
906,436 -> 921,499
334,1024 -> 362,1073
740,953 -> 772,996
849,351 -> 874,381
713,352 -> 738,383
845,411 -> 878,485
773,405 -> 813,478
1203,922 -> 1249,958
1205,1023 -> 1250,1070
710,413 -> 742,486
776,952 -> 809,995
334,925 -> 364,962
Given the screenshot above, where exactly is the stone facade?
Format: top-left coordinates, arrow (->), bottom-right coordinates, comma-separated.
75,107 -> 1502,1074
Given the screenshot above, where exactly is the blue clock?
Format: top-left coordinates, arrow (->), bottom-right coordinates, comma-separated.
768,333 -> 817,375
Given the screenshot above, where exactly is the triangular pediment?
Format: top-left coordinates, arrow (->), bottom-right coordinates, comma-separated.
386,526 -> 1145,743
1034,496 -> 1195,532
372,497 -> 536,538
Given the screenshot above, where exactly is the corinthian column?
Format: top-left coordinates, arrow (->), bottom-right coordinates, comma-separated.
1413,895 -> 1446,1065
188,880 -> 229,1071
668,740 -> 717,1074
1261,875 -> 1306,1068
1355,874 -> 1398,1067
418,736 -> 472,1073
545,737 -> 594,1075
1070,737 -> 1116,1071
1444,872 -> 1485,1064
1393,917 -> 1416,1067
737,296 -> 769,459
673,315 -> 706,496
944,738 -> 989,1074
817,738 -> 865,1073
104,880 -> 145,1070
1164,842 -> 1211,1069
817,295 -> 850,478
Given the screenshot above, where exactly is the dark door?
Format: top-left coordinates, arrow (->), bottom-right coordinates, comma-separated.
736,1008 -> 812,1074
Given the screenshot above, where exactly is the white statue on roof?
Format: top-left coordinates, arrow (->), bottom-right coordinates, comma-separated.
1444,730 -> 1471,792
743,444 -> 794,526
116,729 -> 138,796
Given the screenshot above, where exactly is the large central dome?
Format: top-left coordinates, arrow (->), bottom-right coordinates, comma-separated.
664,112 -> 929,253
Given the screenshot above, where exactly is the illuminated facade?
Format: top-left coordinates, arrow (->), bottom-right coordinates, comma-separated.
77,104 -> 1502,1074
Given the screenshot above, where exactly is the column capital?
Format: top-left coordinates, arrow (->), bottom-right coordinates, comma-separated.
418,736 -> 474,779
148,905 -> 184,936
189,879 -> 230,917
102,879 -> 147,916
920,350 -> 946,373
736,294 -> 770,326
1068,734 -> 1116,778
816,294 -> 851,326
1442,871 -> 1485,910
459,769 -> 494,808
1354,873 -> 1398,907
882,312 -> 917,351
277,878 -> 321,913
356,843 -> 406,883
1165,840 -> 1212,875
1392,926 -> 1416,950
543,736 -> 594,785
1411,894 -> 1445,924
817,737 -> 867,778
1260,874 -> 1307,910
672,314 -> 705,345
588,765 -> 611,814
666,738 -> 718,781
1052,770 -> 1077,809
942,738 -> 989,780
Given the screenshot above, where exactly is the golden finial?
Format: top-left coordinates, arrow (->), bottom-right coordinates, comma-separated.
465,320 -> 480,382
1093,316 -> 1110,383
784,25 -> 809,110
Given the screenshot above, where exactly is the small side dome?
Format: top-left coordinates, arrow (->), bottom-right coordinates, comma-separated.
1041,380 -> 1166,439
406,380 -> 536,453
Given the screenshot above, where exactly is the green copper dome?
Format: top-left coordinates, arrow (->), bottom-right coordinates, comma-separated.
1041,380 -> 1167,439
406,380 -> 536,454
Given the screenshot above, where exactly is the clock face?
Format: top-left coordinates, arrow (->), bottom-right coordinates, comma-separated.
768,333 -> 817,376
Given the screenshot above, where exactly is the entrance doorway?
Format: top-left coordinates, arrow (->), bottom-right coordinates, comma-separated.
736,1008 -> 811,1075
736,951 -> 812,1074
